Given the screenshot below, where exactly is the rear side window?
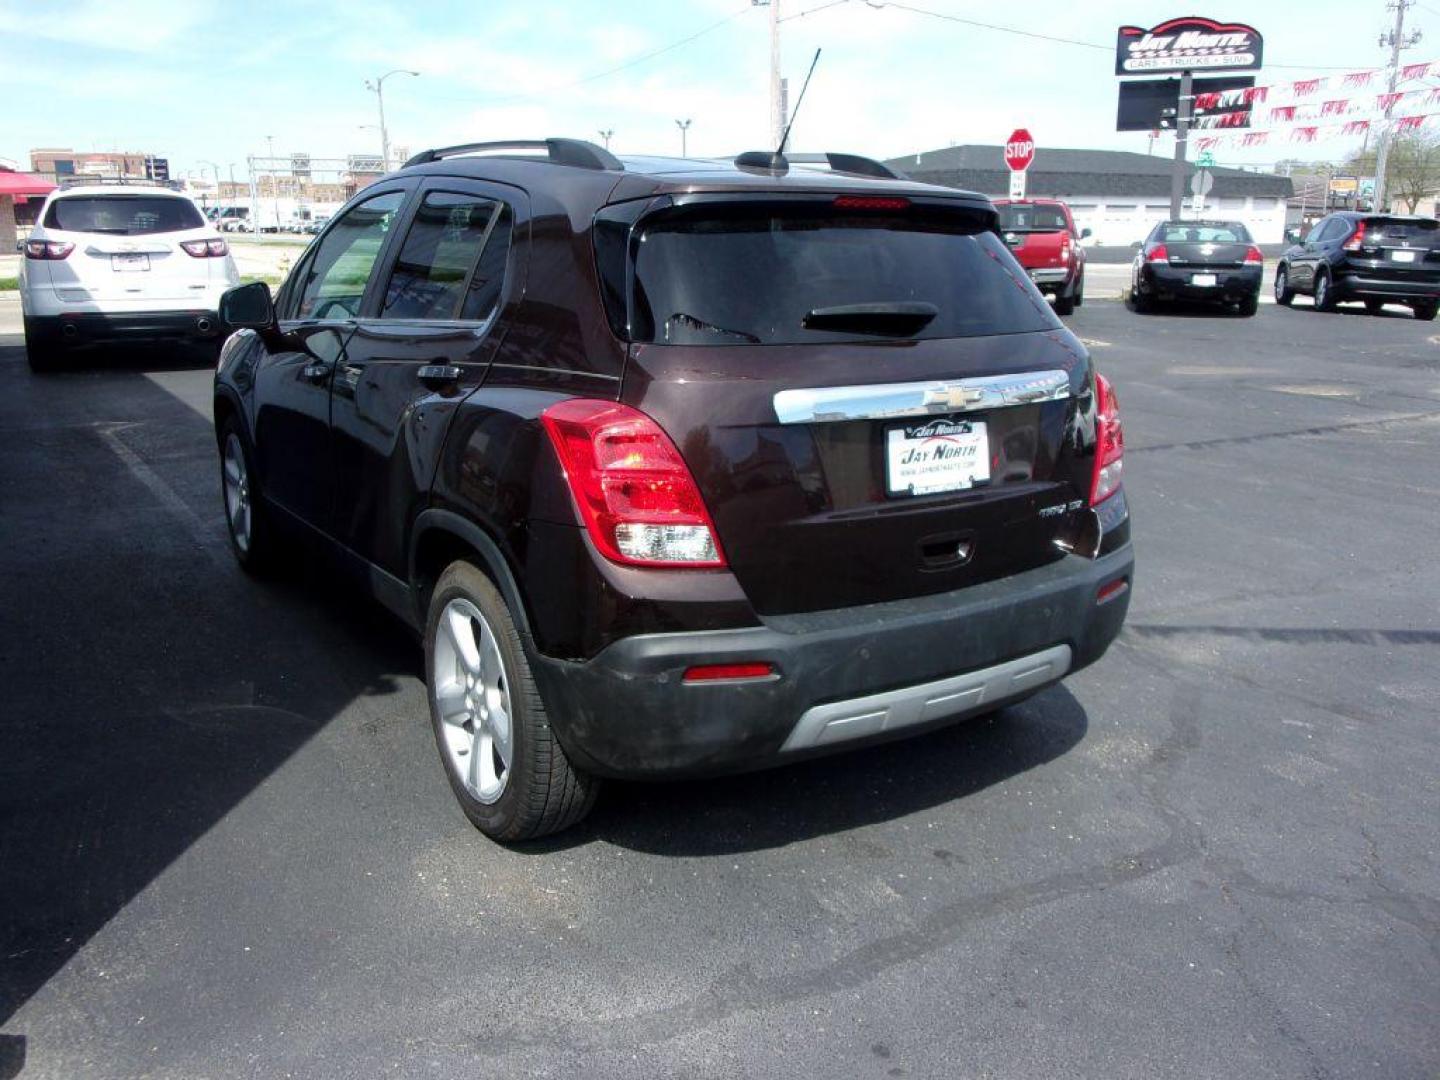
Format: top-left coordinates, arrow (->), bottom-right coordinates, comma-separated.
1160,223 -> 1251,243
381,192 -> 512,321
622,202 -> 1058,345
997,204 -> 1069,232
45,195 -> 204,236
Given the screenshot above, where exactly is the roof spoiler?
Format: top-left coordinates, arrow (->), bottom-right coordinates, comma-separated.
733,151 -> 906,180
57,176 -> 182,191
403,138 -> 622,172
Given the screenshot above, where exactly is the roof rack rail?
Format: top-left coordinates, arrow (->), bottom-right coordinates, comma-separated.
733,151 -> 905,180
403,138 -> 623,172
57,176 -> 180,190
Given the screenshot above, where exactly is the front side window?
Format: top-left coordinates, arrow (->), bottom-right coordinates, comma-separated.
381,192 -> 511,321
295,191 -> 406,320
45,195 -> 204,236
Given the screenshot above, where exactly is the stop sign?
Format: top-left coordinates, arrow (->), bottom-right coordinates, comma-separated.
1004,129 -> 1035,172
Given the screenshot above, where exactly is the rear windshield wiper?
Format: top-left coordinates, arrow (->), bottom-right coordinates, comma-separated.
801,301 -> 939,336
664,311 -> 761,344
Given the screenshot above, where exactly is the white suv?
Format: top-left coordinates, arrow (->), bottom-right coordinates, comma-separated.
19,181 -> 240,372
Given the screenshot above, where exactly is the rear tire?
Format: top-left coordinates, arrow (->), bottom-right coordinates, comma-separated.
1364,299 -> 1385,314
1130,286 -> 1151,314
1072,271 -> 1084,308
1274,266 -> 1295,306
1411,300 -> 1438,321
425,561 -> 599,842
23,319 -> 60,373
1237,293 -> 1259,318
1053,291 -> 1076,317
1313,271 -> 1336,312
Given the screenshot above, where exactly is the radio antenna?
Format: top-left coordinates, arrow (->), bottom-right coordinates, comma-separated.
777,48 -> 822,154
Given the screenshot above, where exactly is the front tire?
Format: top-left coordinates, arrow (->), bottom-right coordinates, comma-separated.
1313,271 -> 1336,312
1274,266 -> 1295,306
219,416 -> 278,573
425,561 -> 599,842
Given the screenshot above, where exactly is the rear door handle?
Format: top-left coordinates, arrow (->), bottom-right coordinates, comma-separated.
418,364 -> 463,389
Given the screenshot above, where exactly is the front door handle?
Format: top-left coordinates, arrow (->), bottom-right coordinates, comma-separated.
301,360 -> 331,384
418,364 -> 463,389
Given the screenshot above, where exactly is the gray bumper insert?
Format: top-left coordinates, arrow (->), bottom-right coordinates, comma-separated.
780,644 -> 1072,751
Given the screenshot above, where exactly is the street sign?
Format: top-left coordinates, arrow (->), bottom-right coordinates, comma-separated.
144,156 -> 169,182
1004,129 -> 1035,172
1008,171 -> 1027,199
1196,150 -> 1216,168
1115,17 -> 1263,76
1190,169 -> 1214,196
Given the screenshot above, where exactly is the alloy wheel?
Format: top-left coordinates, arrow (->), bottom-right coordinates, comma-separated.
431,598 -> 513,803
222,433 -> 251,553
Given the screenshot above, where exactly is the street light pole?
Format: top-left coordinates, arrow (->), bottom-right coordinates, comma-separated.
365,69 -> 420,171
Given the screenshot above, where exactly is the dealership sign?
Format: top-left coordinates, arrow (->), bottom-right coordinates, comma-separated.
1115,17 -> 1263,75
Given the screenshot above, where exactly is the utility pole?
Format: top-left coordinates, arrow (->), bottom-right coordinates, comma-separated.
675,119 -> 692,157
1374,0 -> 1421,211
597,129 -> 614,150
265,135 -> 278,232
1168,70 -> 1193,218
247,154 -> 258,237
365,69 -> 419,172
751,0 -> 783,147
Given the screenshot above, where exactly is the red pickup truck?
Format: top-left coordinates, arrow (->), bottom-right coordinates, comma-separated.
993,198 -> 1088,316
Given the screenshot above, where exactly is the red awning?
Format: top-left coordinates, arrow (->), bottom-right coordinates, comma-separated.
0,171 -> 56,197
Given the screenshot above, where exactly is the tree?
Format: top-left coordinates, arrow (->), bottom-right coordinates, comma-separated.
1344,129 -> 1440,212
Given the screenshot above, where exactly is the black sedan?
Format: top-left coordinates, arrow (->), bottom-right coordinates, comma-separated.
1130,220 -> 1263,316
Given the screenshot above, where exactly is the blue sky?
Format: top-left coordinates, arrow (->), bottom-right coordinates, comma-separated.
3,0 -> 1438,184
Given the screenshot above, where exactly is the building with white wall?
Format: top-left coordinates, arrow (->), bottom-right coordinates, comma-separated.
889,145 -> 1294,245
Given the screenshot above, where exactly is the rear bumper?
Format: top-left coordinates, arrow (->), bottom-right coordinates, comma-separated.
1333,273 -> 1440,300
530,531 -> 1134,779
1140,264 -> 1261,301
24,311 -> 224,348
1026,266 -> 1078,293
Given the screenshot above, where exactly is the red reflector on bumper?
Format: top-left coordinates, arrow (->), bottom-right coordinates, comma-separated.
1096,578 -> 1129,604
682,662 -> 776,683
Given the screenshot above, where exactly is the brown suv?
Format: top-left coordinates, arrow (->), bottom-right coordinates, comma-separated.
215,139 -> 1133,841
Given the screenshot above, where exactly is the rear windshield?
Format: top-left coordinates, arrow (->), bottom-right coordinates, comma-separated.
1367,217 -> 1440,242
1159,223 -> 1251,243
997,204 -> 1070,232
45,195 -> 204,236
619,203 -> 1059,345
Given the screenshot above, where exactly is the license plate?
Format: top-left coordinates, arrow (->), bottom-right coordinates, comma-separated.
112,253 -> 150,272
1391,249 -> 1417,263
886,419 -> 990,497
1190,273 -> 1218,287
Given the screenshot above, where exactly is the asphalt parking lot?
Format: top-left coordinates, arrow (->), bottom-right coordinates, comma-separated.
1,294 -> 1437,1079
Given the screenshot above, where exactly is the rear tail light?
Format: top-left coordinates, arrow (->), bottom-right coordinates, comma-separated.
833,195 -> 910,210
683,662 -> 776,684
1145,243 -> 1169,263
1342,220 -> 1367,252
24,240 -> 74,260
1243,245 -> 1263,264
540,399 -> 726,568
1060,234 -> 1072,263
181,239 -> 230,258
1089,373 -> 1124,506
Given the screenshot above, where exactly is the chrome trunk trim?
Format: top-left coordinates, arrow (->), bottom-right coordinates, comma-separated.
773,369 -> 1071,424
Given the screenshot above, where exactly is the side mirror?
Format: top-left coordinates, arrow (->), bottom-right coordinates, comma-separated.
1080,227 -> 1093,239
220,281 -> 276,330
1130,240 -> 1143,250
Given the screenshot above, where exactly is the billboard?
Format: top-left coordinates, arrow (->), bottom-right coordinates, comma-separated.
144,156 -> 170,181
1116,17 -> 1263,76
291,153 -> 311,179
347,154 -> 384,174
1116,75 -> 1254,131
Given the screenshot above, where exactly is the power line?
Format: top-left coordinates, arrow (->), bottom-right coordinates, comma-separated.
781,0 -> 852,22
872,1 -> 1109,51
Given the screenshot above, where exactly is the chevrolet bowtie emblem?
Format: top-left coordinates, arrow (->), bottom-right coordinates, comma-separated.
926,385 -> 987,409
